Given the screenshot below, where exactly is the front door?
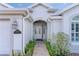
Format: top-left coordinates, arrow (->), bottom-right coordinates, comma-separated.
34,20 -> 47,41
34,24 -> 43,40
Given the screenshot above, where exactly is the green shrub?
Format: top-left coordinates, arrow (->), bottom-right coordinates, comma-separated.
44,40 -> 53,56
53,32 -> 70,56
12,50 -> 24,56
24,40 -> 36,56
12,40 -> 36,56
45,32 -> 70,56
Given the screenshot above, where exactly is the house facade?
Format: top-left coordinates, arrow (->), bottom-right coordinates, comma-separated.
0,3 -> 79,55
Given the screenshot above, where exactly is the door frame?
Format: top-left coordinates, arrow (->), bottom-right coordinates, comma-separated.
33,20 -> 47,41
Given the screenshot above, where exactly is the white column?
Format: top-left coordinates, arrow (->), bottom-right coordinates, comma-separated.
47,20 -> 51,41
50,21 -> 53,39
50,20 -> 56,44
23,18 -> 33,50
23,18 -> 26,50
31,22 -> 33,40
13,16 -> 23,52
48,20 -> 54,43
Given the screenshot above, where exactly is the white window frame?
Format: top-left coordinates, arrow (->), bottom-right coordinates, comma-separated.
71,15 -> 79,42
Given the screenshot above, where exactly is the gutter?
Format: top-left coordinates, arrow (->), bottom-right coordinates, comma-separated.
22,9 -> 33,53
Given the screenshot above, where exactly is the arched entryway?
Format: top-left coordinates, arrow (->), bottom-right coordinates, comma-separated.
33,20 -> 47,41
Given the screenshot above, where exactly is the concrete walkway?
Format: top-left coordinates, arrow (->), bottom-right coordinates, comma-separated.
33,41 -> 49,56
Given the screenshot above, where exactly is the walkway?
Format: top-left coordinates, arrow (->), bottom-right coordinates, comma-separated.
33,41 -> 49,56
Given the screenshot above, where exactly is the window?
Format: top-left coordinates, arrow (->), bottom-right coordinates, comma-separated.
72,15 -> 79,20
71,15 -> 79,42
71,23 -> 79,42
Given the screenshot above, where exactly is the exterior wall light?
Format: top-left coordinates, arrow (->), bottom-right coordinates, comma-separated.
12,20 -> 18,30
12,20 -> 21,34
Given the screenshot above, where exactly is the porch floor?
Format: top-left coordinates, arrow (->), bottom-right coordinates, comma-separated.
33,41 -> 49,56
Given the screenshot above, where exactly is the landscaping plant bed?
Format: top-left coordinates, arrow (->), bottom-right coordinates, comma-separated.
24,40 -> 36,56
12,40 -> 36,56
44,32 -> 70,56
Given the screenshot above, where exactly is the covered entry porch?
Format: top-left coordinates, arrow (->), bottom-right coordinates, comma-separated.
33,20 -> 47,41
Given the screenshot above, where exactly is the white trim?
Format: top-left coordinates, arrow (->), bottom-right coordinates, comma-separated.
27,3 -> 53,9
0,3 -> 14,8
49,16 -> 62,20
70,14 -> 79,44
23,9 -> 33,22
0,8 -> 29,16
33,17 -> 47,23
0,8 -> 28,11
55,4 -> 79,15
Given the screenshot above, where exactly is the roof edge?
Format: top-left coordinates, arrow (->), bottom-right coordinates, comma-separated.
27,3 -> 53,9
55,4 -> 79,15
1,3 -> 14,8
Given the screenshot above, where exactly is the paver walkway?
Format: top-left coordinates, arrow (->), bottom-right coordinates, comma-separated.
33,41 -> 49,56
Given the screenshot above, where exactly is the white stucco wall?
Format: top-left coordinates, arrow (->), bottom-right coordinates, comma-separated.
0,15 -> 23,50
52,19 -> 62,34
13,15 -> 23,51
23,18 -> 32,49
0,15 -> 24,54
63,5 -> 79,34
31,5 -> 49,21
30,5 -> 54,41
62,5 -> 79,53
48,19 -> 63,44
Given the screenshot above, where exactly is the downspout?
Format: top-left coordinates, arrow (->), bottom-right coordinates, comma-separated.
22,9 -> 30,53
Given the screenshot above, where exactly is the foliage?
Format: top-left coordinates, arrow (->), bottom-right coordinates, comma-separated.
44,40 -> 53,56
12,50 -> 24,56
12,40 -> 36,56
24,40 -> 36,56
45,32 -> 70,56
54,32 -> 70,56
